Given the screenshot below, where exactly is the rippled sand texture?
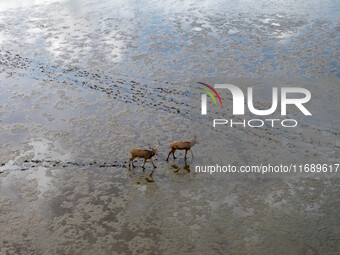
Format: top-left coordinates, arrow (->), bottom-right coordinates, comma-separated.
0,0 -> 339,254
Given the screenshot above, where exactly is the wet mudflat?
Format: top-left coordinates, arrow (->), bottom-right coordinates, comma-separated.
0,0 -> 339,254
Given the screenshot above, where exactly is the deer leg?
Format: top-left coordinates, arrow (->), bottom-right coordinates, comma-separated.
150,158 -> 157,168
172,149 -> 177,159
166,149 -> 172,161
142,159 -> 146,170
185,149 -> 188,159
190,149 -> 194,158
130,156 -> 135,167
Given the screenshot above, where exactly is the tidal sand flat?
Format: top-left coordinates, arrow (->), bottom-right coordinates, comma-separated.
0,0 -> 339,254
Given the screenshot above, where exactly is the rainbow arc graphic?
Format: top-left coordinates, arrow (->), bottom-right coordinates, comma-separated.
197,82 -> 223,106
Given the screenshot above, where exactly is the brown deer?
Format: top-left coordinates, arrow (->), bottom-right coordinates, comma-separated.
166,136 -> 198,161
129,146 -> 158,169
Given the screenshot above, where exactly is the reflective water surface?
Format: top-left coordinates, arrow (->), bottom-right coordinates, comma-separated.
0,0 -> 339,254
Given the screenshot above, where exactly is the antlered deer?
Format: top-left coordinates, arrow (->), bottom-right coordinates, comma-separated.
166,136 -> 198,161
129,146 -> 158,169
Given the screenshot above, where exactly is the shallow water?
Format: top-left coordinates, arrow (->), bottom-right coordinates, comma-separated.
0,0 -> 339,254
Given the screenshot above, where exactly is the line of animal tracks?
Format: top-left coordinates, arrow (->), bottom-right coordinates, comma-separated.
0,49 -> 337,172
